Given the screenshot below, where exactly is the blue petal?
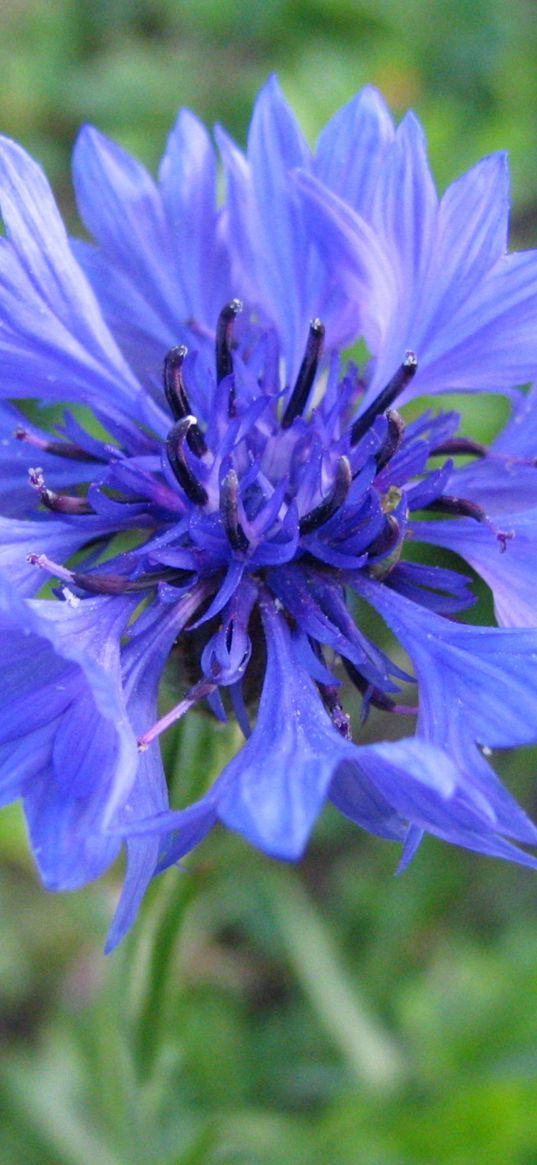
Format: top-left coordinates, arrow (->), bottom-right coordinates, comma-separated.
246,77 -> 315,377
0,136 -> 141,413
331,735 -> 458,844
0,577 -> 139,888
446,454 -> 537,517
105,589 -> 209,951
354,573 -> 537,749
493,382 -> 537,460
368,153 -> 511,401
370,112 -> 438,312
217,593 -> 359,858
299,142 -> 537,404
159,108 -> 231,324
25,777 -> 122,891
388,560 -> 476,614
329,758 -> 407,841
352,738 -> 537,868
72,239 -> 178,389
219,76 -> 349,379
314,86 -> 394,218
266,563 -> 397,689
412,512 -> 537,626
411,154 -> 509,353
294,168 -> 398,358
73,126 -> 180,334
410,250 -> 537,399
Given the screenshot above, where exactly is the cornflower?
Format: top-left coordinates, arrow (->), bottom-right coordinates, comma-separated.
1,79 -> 537,949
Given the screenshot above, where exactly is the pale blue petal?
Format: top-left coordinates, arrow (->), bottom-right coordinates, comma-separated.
217,595 -> 358,858
412,512 -> 537,626
73,126 -> 181,334
314,85 -> 394,218
0,136 -> 140,413
0,579 -> 139,888
159,108 -> 231,323
105,588 -> 208,950
354,574 -> 537,749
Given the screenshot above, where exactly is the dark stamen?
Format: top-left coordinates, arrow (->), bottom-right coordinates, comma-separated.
375,409 -> 406,473
166,417 -> 208,505
423,495 -> 488,521
281,318 -> 325,430
71,567 -> 193,596
163,344 -> 189,418
216,300 -> 242,416
220,468 -> 249,553
422,494 -> 513,552
163,345 -> 206,455
350,352 -> 418,447
299,455 -> 352,535
40,489 -> 94,515
430,437 -> 487,459
72,572 -> 130,595
17,426 -> 100,462
345,661 -> 416,722
346,660 -> 397,713
28,468 -> 93,514
318,683 -> 352,739
367,514 -> 401,559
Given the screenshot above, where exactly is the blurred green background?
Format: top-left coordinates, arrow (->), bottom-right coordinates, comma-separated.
1,1 -> 537,1162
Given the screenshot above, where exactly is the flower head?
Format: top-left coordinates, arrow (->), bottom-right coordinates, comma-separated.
2,78 -> 537,948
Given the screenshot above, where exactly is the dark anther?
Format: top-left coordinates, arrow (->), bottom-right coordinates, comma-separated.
350,351 -> 418,447
422,495 -> 488,522
166,417 -> 209,505
367,513 -> 401,559
345,660 -> 398,714
71,572 -> 130,595
299,455 -> 352,535
17,427 -> 99,462
318,683 -> 352,739
28,468 -> 93,514
220,468 -> 250,553
421,494 -> 513,552
163,344 -> 189,418
281,318 -> 325,429
216,300 -> 243,416
429,437 -> 487,459
375,410 -> 406,472
344,662 -> 415,721
71,567 -> 193,596
163,345 -> 206,455
40,489 -> 94,515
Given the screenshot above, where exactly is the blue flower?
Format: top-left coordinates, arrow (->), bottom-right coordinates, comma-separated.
2,78 -> 537,949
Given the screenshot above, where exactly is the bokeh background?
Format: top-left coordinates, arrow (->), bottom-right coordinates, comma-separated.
1,2 -> 537,1163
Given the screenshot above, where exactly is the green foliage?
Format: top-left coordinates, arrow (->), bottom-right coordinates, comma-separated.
2,732 -> 537,1163
1,2 -> 537,1161
1,0 -> 537,233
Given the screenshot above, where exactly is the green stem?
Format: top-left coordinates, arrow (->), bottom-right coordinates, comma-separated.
259,865 -> 407,1091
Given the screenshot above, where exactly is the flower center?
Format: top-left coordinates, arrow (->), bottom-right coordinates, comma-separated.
159,303 -> 423,579
22,302 -> 516,742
